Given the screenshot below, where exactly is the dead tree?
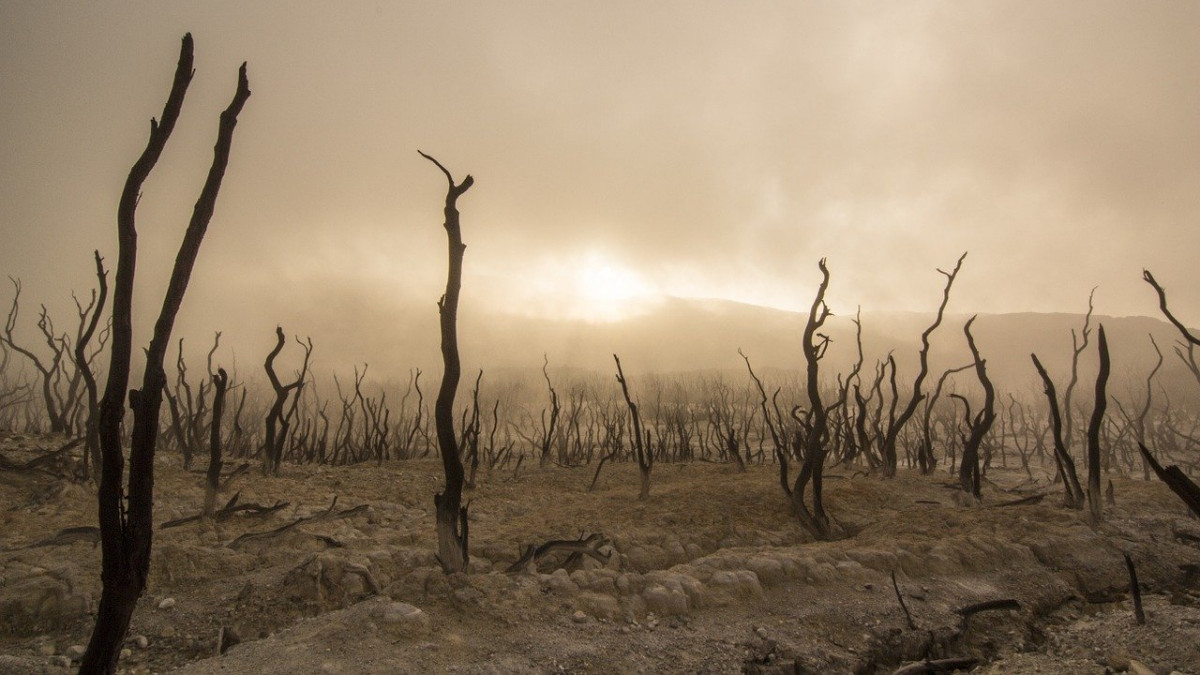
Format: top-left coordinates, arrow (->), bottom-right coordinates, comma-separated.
1063,289 -> 1096,451
1030,353 -> 1085,508
791,258 -> 834,539
74,252 -> 109,481
919,363 -> 972,475
421,150 -> 473,574
262,328 -> 312,475
614,354 -> 652,499
1143,270 -> 1200,389
3,279 -> 70,433
958,316 -> 995,501
1139,442 -> 1200,518
81,34 -> 250,674
1129,335 -> 1163,479
203,368 -> 229,518
537,355 -> 561,467
881,253 -> 966,477
1086,325 -> 1110,523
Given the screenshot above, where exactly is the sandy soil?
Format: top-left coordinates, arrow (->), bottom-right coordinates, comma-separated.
2,432 -> 1199,674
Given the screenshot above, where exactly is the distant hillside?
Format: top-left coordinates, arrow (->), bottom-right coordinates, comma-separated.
454,298 -> 1197,397
191,291 -> 1198,399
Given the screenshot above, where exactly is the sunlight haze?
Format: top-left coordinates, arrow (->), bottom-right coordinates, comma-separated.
1,1 -> 1197,374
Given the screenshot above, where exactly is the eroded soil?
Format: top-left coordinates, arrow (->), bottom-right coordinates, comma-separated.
2,432 -> 1199,674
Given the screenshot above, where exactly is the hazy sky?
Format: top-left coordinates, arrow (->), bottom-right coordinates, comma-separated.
1,2 -> 1197,373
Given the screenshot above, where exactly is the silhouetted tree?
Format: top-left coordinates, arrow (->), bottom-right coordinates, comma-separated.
262,327 -> 312,475
1030,353 -> 1085,508
790,259 -> 839,539
204,368 -> 229,518
1143,270 -> 1200,388
81,33 -> 250,674
1086,325 -> 1110,523
74,252 -> 108,481
3,279 -> 69,433
614,354 -> 652,499
421,150 -> 473,574
958,316 -> 995,501
1062,289 -> 1096,451
881,253 -> 966,477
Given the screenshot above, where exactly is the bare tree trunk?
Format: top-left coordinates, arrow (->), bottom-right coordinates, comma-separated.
1062,289 -> 1096,453
1031,353 -> 1084,508
75,252 -> 108,482
792,259 -> 833,540
614,354 -> 651,500
262,327 -> 310,475
421,150 -> 473,575
881,253 -> 966,477
204,368 -> 229,518
1086,325 -> 1110,523
959,316 -> 995,501
82,35 -> 249,674
1143,270 -> 1200,388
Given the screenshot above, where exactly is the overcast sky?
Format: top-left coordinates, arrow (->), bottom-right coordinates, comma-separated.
1,2 -> 1197,373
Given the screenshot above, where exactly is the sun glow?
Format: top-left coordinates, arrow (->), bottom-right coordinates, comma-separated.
569,253 -> 657,322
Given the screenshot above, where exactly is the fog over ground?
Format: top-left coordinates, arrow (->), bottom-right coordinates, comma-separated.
1,2 -> 1197,378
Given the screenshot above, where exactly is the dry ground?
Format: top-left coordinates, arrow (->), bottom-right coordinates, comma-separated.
2,432 -> 1199,674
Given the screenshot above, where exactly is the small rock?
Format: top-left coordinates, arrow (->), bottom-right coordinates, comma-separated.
372,600 -> 431,637
571,610 -> 588,623
1105,651 -> 1131,671
64,645 -> 86,661
50,655 -> 71,668
36,644 -> 55,657
130,634 -> 149,649
158,597 -> 177,610
120,648 -> 131,659
1127,660 -> 1156,675
161,626 -> 177,638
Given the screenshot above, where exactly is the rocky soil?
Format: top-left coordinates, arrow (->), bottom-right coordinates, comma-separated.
2,432 -> 1199,674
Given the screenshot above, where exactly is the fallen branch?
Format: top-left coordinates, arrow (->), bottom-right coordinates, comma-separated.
0,437 -> 84,475
955,598 -> 1021,620
220,462 -> 250,491
227,497 -> 368,549
505,533 -> 609,574
893,657 -> 980,675
9,525 -> 101,550
891,570 -> 917,630
160,491 -> 289,529
990,494 -> 1045,508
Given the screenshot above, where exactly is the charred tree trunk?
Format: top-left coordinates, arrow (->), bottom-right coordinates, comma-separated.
1139,442 -> 1200,518
881,253 -> 966,477
75,252 -> 108,482
792,259 -> 833,540
82,34 -> 249,674
959,316 -> 995,501
1144,270 -> 1200,388
3,279 -> 68,433
421,150 -> 473,574
1087,325 -> 1110,523
1031,353 -> 1085,508
262,327 -> 310,475
203,368 -> 229,518
614,354 -> 652,500
537,355 -> 560,467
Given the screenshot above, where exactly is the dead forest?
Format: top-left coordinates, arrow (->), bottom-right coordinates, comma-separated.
2,33 -> 1200,675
